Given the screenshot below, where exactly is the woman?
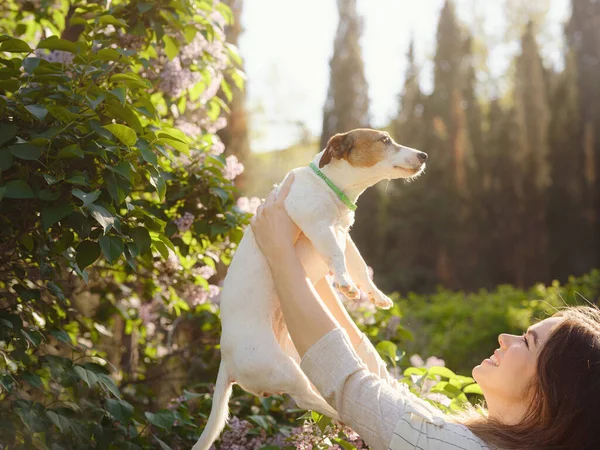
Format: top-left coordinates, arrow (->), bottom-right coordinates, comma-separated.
249,174 -> 600,450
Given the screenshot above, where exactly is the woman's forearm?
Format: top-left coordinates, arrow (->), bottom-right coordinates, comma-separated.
266,247 -> 339,356
314,277 -> 363,348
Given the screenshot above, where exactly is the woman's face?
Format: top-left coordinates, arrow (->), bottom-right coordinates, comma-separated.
473,317 -> 564,409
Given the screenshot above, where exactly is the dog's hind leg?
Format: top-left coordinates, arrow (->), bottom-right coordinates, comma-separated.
192,362 -> 233,450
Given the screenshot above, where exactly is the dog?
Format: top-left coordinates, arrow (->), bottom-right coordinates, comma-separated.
192,128 -> 427,450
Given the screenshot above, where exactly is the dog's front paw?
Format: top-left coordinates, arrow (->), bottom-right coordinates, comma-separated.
334,273 -> 360,300
369,290 -> 393,309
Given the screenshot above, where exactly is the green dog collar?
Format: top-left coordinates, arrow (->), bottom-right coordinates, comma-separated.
309,162 -> 357,212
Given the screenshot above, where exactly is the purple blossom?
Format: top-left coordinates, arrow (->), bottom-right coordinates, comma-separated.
224,155 -> 244,180
236,196 -> 261,215
174,212 -> 195,232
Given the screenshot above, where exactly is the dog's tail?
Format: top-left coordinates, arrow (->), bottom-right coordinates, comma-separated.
192,362 -> 233,450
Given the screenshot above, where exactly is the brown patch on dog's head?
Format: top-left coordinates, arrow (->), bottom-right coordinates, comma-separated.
319,129 -> 393,168
319,132 -> 353,168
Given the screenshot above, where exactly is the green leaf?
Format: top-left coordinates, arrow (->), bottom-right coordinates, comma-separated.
72,188 -> 100,206
163,35 -> 179,60
38,189 -> 60,200
147,168 -> 166,200
43,173 -> 61,185
110,73 -> 152,90
154,437 -> 173,450
428,366 -> 456,379
145,410 -> 175,431
46,410 -> 71,433
103,124 -> 137,146
24,104 -> 48,121
49,329 -> 72,345
47,105 -> 79,123
108,87 -> 127,105
87,93 -> 106,110
98,14 -> 128,28
463,383 -> 484,395
138,141 -> 158,167
57,144 -> 83,159
37,37 -> 77,53
47,281 -> 66,302
0,79 -> 19,92
0,148 -> 13,171
3,180 -> 34,198
96,48 -> 125,61
129,227 -> 151,255
22,57 -> 40,75
105,102 -> 143,133
0,186 -> 6,202
108,161 -> 134,180
9,144 -> 43,160
105,399 -> 133,424
20,329 -> 42,347
42,204 -> 73,229
157,128 -> 191,144
76,240 -> 101,269
137,2 -> 154,13
73,365 -> 100,387
104,170 -> 130,205
404,367 -> 427,377
0,123 -> 17,146
88,203 -> 115,233
21,372 -> 43,388
376,340 -> 399,368
66,173 -> 89,186
97,372 -> 121,398
248,415 -> 270,431
158,137 -> 189,155
152,240 -> 169,259
0,38 -> 32,53
332,439 -> 357,450
99,235 -> 124,263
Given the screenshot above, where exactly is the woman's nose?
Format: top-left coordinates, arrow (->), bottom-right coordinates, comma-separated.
499,333 -> 518,349
498,333 -> 509,349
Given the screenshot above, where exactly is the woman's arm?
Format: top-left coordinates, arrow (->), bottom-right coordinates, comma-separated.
251,174 -> 348,356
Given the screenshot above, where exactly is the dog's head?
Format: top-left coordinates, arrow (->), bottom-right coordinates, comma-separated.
319,128 -> 427,179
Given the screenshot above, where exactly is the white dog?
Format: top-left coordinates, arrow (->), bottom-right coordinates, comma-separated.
192,128 -> 427,450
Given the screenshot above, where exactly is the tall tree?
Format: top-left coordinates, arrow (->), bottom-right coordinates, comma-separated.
219,0 -> 251,189
567,0 -> 600,271
547,47 -> 588,279
320,0 -> 370,150
511,21 -> 552,286
426,0 -> 476,288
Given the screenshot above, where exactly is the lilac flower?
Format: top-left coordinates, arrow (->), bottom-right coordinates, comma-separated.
196,265 -> 216,280
174,212 -> 195,232
236,196 -> 262,215
224,155 -> 244,180
210,416 -> 267,450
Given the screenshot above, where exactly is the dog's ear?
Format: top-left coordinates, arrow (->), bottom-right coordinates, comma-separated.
319,132 -> 353,168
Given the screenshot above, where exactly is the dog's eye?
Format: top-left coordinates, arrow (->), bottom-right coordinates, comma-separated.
381,136 -> 391,145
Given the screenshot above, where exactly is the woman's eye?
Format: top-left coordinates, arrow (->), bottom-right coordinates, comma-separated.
382,136 -> 390,144
522,335 -> 529,348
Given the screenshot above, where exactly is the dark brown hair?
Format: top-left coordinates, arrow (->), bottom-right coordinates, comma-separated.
463,306 -> 600,450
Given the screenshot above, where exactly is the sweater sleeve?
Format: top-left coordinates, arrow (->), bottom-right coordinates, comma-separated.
300,328 -> 491,450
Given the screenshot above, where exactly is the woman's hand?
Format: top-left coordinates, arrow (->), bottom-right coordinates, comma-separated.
250,173 -> 300,263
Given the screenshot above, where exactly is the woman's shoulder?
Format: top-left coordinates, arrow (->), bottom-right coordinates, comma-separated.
389,408 -> 493,450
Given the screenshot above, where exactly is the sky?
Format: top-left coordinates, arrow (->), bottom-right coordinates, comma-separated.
238,0 -> 571,152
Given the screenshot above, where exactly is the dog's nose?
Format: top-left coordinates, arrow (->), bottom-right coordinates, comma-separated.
417,152 -> 428,163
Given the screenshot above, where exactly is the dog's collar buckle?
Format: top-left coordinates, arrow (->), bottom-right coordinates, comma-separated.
308,162 -> 357,211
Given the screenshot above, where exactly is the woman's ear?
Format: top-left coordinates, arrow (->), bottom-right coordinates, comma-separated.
319,132 -> 353,168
